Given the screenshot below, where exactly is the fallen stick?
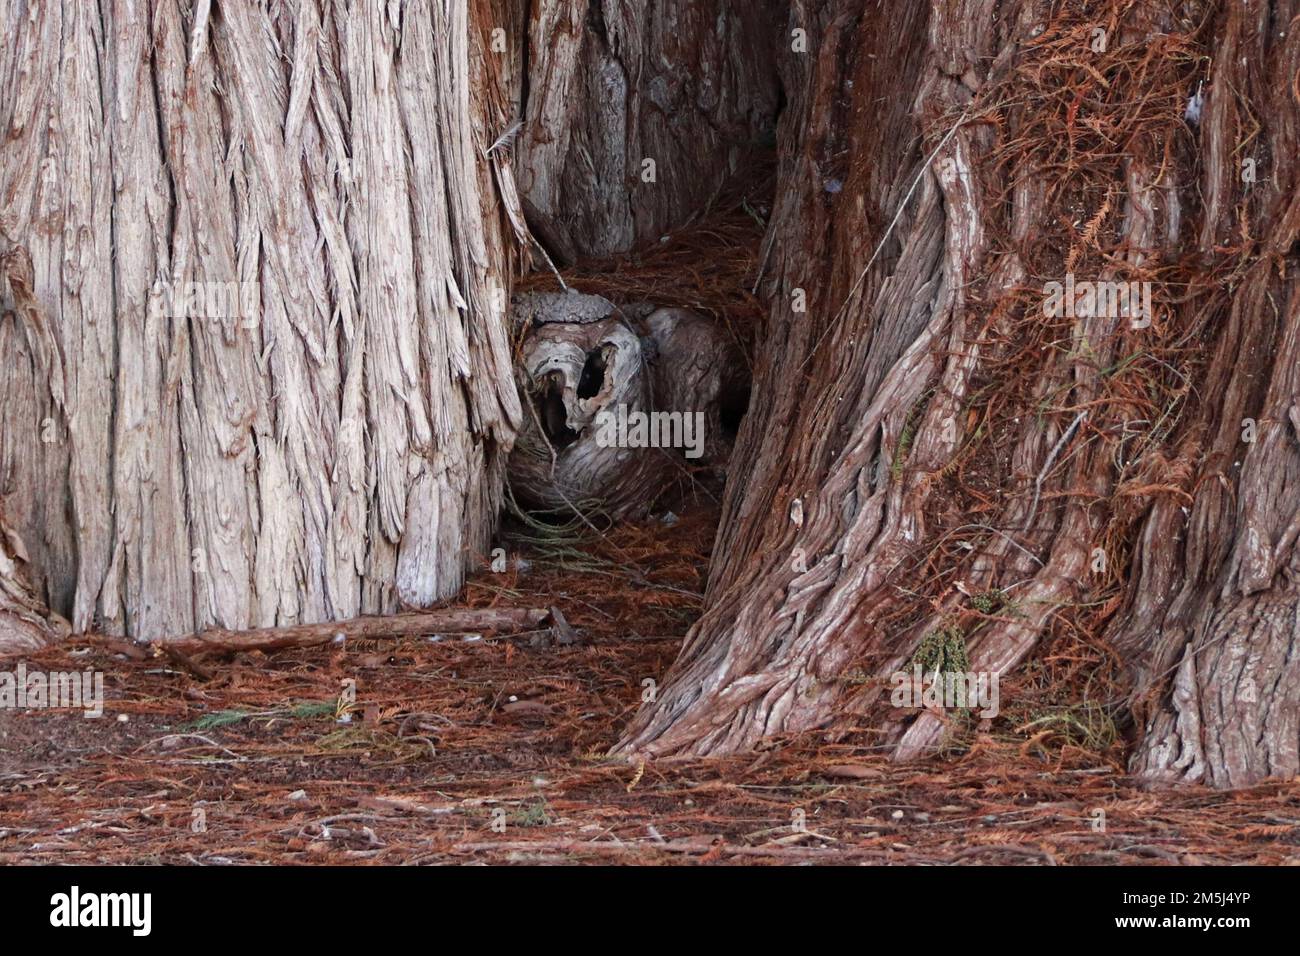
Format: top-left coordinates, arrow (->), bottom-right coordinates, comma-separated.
151,607 -> 554,656
159,643 -> 216,682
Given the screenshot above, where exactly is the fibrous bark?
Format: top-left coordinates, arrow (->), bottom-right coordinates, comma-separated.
0,496 -> 63,654
516,0 -> 781,262
615,0 -> 1300,789
0,0 -> 524,642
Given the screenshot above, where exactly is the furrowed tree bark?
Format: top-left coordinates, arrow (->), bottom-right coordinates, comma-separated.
0,0 -> 523,642
615,0 -> 1300,789
516,0 -> 781,262
0,497 -> 63,653
1111,0 -> 1300,787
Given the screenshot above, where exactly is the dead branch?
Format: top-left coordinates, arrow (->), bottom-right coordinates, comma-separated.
151,608 -> 554,656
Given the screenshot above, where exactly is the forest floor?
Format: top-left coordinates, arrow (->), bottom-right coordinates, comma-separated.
1,493 -> 1298,865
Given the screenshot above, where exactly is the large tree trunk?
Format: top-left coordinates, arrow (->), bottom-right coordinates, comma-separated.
614,0 -> 1300,790
0,0 -> 523,642
0,0 -> 775,645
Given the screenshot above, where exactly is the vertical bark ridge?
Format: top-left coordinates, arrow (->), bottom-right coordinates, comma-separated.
516,0 -> 781,262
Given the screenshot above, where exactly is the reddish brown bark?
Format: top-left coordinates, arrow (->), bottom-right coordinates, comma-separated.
3,0 -> 1296,792
614,0 -> 1300,789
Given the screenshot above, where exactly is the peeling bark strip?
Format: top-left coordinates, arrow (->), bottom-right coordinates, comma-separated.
615,0 -> 1300,789
0,0 -> 522,641
0,250 -> 64,653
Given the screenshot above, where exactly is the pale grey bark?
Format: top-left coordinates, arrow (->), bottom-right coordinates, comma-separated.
0,493 -> 63,654
508,293 -> 737,515
0,0 -> 523,642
